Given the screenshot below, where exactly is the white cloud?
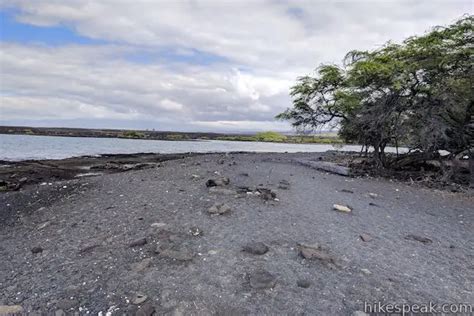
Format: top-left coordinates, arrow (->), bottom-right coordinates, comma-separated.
0,0 -> 471,131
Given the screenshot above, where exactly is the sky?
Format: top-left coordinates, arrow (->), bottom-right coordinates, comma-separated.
0,1 -> 471,132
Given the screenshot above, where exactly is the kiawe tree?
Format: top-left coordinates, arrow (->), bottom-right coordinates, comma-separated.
277,15 -> 473,178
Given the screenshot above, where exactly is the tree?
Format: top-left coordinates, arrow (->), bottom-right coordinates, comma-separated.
277,15 -> 473,173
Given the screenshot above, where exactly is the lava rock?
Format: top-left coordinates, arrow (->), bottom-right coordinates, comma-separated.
31,246 -> 43,254
242,242 -> 269,255
359,233 -> 373,242
255,188 -> 277,201
405,234 -> 433,244
296,279 -> 311,288
132,293 -> 148,305
129,237 -> 147,248
298,243 -> 335,264
206,177 -> 230,187
278,180 -> 290,190
208,203 -> 231,215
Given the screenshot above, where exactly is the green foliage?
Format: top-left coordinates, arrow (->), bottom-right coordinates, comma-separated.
277,15 -> 474,167
166,134 -> 189,140
121,130 -> 145,139
216,132 -> 342,144
254,131 -> 288,142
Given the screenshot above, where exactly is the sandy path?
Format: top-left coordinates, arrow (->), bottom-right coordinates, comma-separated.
1,153 -> 472,315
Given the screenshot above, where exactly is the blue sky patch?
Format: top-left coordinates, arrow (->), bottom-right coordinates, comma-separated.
0,10 -> 107,45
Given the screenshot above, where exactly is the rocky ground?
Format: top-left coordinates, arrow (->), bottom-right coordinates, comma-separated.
0,153 -> 473,315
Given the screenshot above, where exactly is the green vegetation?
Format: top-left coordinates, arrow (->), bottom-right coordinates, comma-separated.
216,131 -> 342,144
277,16 -> 473,169
166,134 -> 190,140
121,130 -> 146,139
254,131 -> 287,142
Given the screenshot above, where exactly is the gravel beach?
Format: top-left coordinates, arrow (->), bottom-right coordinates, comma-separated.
1,152 -> 473,315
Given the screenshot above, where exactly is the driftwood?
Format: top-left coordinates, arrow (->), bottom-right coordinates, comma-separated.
294,159 -> 352,177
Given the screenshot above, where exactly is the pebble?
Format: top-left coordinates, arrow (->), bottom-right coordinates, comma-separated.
129,238 -> 147,248
206,177 -> 230,187
31,246 -> 43,254
150,222 -> 167,228
132,293 -> 148,305
333,204 -> 352,213
37,221 -> 51,230
296,279 -> 311,288
361,268 -> 372,275
298,243 -> 334,264
405,234 -> 432,244
242,242 -> 269,255
189,226 -> 203,237
249,270 -> 276,289
359,233 -> 373,242
208,203 -> 231,215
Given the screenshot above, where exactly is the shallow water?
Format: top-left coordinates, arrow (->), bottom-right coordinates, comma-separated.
0,134 -> 406,161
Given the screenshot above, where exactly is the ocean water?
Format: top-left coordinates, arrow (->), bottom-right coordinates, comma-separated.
0,134 -> 404,161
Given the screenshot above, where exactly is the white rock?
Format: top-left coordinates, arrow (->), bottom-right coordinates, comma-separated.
333,204 -> 352,213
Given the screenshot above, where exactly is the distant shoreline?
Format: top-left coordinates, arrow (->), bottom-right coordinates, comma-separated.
0,126 -> 342,144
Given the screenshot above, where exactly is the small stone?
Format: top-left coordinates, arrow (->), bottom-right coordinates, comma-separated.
132,293 -> 148,305
19,177 -> 28,183
191,174 -> 200,180
242,242 -> 269,255
31,246 -> 43,254
129,238 -> 147,248
150,222 -> 166,228
298,243 -> 334,264
296,279 -> 311,288
405,234 -> 432,244
368,192 -> 378,198
278,180 -> 290,190
361,268 -> 372,275
341,189 -> 354,193
333,204 -> 352,213
206,177 -> 230,187
37,221 -> 51,230
208,203 -> 231,215
359,233 -> 373,242
369,202 -> 380,207
353,311 -> 369,316
0,305 -> 23,314
256,188 -> 277,201
189,226 -> 203,237
249,270 -> 276,289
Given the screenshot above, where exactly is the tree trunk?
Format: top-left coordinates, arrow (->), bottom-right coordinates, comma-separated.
470,149 -> 474,188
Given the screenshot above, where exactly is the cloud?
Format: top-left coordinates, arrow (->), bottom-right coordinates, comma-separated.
0,0 -> 471,131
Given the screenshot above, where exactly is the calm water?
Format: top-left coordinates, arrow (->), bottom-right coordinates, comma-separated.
0,134 -> 404,161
